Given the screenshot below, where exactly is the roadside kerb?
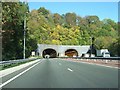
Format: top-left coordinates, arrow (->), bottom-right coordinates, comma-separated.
0,59 -> 40,78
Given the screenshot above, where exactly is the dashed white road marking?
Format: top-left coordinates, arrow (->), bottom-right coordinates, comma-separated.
67,68 -> 73,72
59,63 -> 61,65
59,59 -> 119,69
0,60 -> 42,88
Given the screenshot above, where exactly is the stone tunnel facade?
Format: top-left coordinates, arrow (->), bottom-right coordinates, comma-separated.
37,44 -> 90,58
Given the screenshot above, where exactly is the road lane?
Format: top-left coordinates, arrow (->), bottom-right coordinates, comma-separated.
55,59 -> 118,88
2,59 -> 42,84
2,58 -> 118,88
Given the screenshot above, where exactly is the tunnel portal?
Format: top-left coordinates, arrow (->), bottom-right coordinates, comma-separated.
65,49 -> 78,57
42,48 -> 57,58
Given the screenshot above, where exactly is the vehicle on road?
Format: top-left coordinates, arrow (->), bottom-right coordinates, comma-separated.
96,49 -> 110,57
103,52 -> 110,57
45,55 -> 50,58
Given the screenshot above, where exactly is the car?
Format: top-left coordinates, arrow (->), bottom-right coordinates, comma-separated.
45,55 -> 50,58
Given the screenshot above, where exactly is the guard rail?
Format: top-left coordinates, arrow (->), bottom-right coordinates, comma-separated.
0,58 -> 38,66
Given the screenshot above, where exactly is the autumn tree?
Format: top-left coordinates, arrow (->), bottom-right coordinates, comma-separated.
2,1 -> 38,60
65,13 -> 77,27
2,2 -> 28,60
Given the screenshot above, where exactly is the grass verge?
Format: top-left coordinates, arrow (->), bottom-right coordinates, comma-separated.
0,59 -> 36,71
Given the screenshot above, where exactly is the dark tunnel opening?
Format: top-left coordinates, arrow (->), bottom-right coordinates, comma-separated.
42,48 -> 57,58
65,49 -> 78,57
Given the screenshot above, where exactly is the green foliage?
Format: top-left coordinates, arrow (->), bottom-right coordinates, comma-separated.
2,2 -> 37,60
108,40 -> 118,56
2,2 -> 25,60
38,7 -> 50,16
65,13 -> 77,26
1,59 -> 34,70
53,13 -> 63,25
3,3 -> 119,60
27,7 -> 118,56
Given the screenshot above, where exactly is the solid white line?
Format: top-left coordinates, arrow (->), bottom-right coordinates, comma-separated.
0,60 -> 42,88
0,60 -> 40,78
67,68 -> 73,72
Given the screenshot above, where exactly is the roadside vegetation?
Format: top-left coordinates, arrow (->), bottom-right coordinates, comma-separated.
2,1 -> 120,61
0,60 -> 33,70
0,57 -> 41,70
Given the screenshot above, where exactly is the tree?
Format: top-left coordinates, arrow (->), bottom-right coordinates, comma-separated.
109,22 -> 120,56
65,13 -> 77,26
27,9 -> 52,44
2,1 -> 37,60
94,36 -> 116,50
38,7 -> 50,17
53,13 -> 62,25
2,2 -> 29,60
86,16 -> 100,25
2,3 -> 118,60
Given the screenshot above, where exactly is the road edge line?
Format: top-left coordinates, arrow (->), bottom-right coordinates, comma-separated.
0,60 -> 42,88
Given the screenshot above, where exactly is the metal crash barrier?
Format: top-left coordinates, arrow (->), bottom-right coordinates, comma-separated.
0,58 -> 38,66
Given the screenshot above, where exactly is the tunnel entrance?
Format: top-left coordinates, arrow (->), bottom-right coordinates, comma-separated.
65,49 -> 78,57
42,48 -> 57,58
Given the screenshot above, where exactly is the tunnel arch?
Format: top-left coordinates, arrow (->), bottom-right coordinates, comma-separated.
42,48 -> 57,58
65,49 -> 78,57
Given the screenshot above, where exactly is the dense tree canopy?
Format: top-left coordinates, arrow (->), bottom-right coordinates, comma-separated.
2,2 -> 37,60
2,2 -> 120,60
27,7 -> 119,57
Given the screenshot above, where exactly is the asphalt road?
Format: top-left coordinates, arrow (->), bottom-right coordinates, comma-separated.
2,58 -> 118,88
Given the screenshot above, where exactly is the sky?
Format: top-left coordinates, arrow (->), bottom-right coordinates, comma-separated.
28,2 -> 118,22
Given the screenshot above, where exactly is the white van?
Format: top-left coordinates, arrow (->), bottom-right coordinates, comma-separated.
97,49 -> 110,57
102,52 -> 110,57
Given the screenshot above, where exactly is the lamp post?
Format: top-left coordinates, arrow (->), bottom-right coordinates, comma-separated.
89,20 -> 94,57
23,0 -> 27,59
90,37 -> 92,57
23,14 -> 26,59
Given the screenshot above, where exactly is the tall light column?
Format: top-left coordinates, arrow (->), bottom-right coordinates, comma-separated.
23,0 -> 27,59
90,37 -> 92,57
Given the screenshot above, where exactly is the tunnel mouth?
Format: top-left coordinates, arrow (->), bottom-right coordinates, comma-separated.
42,48 -> 57,58
65,49 -> 78,57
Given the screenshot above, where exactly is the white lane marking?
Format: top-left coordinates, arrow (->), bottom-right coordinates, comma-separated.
0,60 -> 42,88
0,60 -> 40,78
59,63 -> 61,65
67,68 -> 73,72
59,59 -> 119,69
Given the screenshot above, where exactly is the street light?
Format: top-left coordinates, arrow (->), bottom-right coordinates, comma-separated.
90,37 -> 92,57
89,20 -> 94,57
23,0 -> 27,59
